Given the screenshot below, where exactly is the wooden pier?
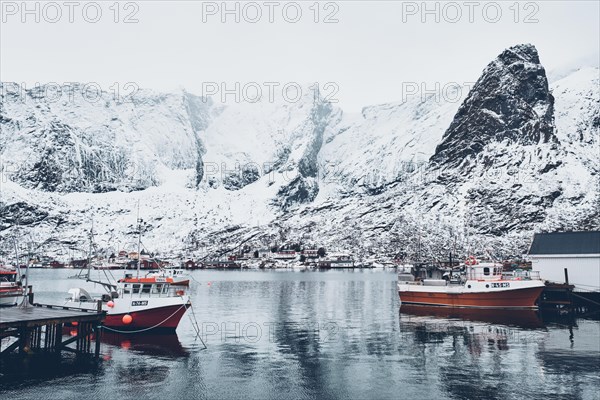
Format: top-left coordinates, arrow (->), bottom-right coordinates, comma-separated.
0,300 -> 105,358
539,268 -> 600,315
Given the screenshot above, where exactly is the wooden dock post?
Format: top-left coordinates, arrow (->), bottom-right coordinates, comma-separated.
18,327 -> 31,354
27,285 -> 34,305
564,268 -> 574,312
94,300 -> 102,358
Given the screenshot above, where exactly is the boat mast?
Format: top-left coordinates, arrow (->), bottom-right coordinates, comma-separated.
84,220 -> 117,291
136,202 -> 142,279
87,220 -> 94,281
12,237 -> 21,282
23,241 -> 31,306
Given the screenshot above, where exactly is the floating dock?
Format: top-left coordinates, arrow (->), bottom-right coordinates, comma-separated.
1,300 -> 105,358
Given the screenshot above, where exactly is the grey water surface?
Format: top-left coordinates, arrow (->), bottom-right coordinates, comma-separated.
1,269 -> 599,400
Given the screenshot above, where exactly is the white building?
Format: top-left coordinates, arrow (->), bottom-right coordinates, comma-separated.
528,231 -> 600,292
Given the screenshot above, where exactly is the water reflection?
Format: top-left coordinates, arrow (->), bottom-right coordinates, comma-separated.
0,353 -> 101,387
100,332 -> 189,359
400,304 -> 545,329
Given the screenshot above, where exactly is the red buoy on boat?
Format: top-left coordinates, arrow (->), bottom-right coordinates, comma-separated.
107,301 -> 115,308
122,314 -> 133,324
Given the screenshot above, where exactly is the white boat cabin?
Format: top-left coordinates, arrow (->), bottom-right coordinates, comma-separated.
465,263 -> 504,281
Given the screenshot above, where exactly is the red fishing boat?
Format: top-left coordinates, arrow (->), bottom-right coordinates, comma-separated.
64,215 -> 192,332
397,258 -> 545,309
65,279 -> 190,332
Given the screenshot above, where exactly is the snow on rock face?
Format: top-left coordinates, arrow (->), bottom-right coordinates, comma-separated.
0,84 -> 214,192
319,86 -> 464,194
400,44 -> 599,237
552,67 -> 600,162
432,43 -> 557,171
283,44 -> 598,255
0,44 -> 598,257
198,87 -> 339,202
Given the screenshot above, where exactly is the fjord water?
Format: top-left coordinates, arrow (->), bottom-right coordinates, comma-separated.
1,269 -> 599,400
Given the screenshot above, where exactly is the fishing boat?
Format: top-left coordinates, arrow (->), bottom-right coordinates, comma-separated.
64,216 -> 192,332
397,257 -> 545,309
0,266 -> 24,306
65,279 -> 190,332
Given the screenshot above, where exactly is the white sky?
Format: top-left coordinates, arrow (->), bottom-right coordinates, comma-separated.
1,1 -> 599,111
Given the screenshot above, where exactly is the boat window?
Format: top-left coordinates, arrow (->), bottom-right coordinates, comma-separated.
483,267 -> 490,276
142,284 -> 152,293
132,284 -> 141,294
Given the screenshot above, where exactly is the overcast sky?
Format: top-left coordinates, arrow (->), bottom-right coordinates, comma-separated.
1,1 -> 598,111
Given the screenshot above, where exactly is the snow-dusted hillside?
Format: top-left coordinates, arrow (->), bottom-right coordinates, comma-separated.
289,45 -> 599,257
1,44 -> 598,258
0,86 -> 216,192
318,87 -> 464,195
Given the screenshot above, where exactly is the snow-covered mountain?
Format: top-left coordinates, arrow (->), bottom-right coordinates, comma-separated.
1,44 -> 598,258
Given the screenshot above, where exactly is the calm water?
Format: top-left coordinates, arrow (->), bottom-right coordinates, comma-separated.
1,269 -> 599,400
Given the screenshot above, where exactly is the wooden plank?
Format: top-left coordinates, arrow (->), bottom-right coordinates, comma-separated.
0,305 -> 104,329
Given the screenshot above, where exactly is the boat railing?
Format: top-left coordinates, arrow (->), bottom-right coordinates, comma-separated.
502,270 -> 541,280
528,271 -> 541,280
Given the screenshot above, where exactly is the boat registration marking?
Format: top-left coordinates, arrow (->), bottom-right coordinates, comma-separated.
131,300 -> 148,306
491,282 -> 510,288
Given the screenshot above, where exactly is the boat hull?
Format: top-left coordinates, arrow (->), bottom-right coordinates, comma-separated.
398,286 -> 544,309
65,292 -> 191,332
103,303 -> 190,332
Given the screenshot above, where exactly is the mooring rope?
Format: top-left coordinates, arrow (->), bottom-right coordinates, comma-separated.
188,303 -> 208,350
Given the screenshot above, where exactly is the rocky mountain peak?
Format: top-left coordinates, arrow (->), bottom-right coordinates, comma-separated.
431,44 -> 557,170
498,43 -> 541,65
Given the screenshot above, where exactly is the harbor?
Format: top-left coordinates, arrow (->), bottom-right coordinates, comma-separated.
1,268 -> 599,399
1,3 -> 599,397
